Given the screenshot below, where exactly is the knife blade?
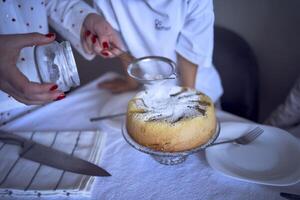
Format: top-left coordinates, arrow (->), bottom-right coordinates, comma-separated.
0,130 -> 111,177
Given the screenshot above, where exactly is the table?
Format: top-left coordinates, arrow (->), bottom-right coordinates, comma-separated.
1,73 -> 299,200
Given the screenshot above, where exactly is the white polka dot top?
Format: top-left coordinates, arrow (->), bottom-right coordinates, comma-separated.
0,0 -> 96,115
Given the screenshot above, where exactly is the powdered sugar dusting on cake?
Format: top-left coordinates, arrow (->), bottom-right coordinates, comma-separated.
133,86 -> 210,123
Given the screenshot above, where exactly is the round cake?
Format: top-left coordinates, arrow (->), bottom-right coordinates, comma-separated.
126,86 -> 217,152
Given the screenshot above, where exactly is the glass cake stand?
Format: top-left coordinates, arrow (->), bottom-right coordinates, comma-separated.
122,121 -> 220,165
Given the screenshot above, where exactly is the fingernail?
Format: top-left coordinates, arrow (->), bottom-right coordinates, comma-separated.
49,84 -> 58,91
45,33 -> 55,38
101,51 -> 109,56
91,35 -> 97,44
55,93 -> 65,101
102,41 -> 109,49
85,30 -> 91,37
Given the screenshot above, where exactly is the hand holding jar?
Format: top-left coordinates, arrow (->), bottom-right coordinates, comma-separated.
0,33 -> 65,105
81,13 -> 125,58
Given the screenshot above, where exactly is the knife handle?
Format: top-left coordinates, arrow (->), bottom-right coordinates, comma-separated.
280,192 -> 300,200
0,130 -> 25,146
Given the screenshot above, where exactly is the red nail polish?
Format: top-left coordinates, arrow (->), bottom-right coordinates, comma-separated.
91,35 -> 97,44
102,41 -> 109,49
45,33 -> 55,38
49,84 -> 58,91
101,51 -> 109,56
55,94 -> 65,101
85,30 -> 91,37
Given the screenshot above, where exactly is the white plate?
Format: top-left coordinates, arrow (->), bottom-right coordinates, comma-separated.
205,122 -> 300,186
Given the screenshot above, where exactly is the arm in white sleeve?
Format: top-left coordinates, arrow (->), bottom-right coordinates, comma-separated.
265,76 -> 300,129
176,0 -> 214,67
45,0 -> 98,60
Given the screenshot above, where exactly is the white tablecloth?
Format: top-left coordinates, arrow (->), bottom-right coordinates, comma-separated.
1,73 -> 299,200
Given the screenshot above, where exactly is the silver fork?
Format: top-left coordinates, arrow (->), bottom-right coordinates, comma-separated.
209,126 -> 264,147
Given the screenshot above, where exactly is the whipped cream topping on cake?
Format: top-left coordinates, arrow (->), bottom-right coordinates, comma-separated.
132,86 -> 211,123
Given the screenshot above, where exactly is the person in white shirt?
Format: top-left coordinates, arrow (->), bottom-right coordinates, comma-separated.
93,0 -> 223,102
0,0 -> 123,124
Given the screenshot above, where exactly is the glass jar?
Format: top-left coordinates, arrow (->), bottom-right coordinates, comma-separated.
34,41 -> 80,92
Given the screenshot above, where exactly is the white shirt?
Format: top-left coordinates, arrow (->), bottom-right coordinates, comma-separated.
0,0 -> 96,122
265,76 -> 300,134
93,0 -> 223,102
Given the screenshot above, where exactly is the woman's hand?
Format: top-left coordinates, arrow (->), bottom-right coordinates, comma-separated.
97,49 -> 140,93
177,53 -> 197,89
97,76 -> 140,93
0,33 -> 65,105
81,13 -> 124,58
82,13 -> 139,93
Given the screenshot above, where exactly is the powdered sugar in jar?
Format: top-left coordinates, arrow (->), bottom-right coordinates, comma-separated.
34,41 -> 80,91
